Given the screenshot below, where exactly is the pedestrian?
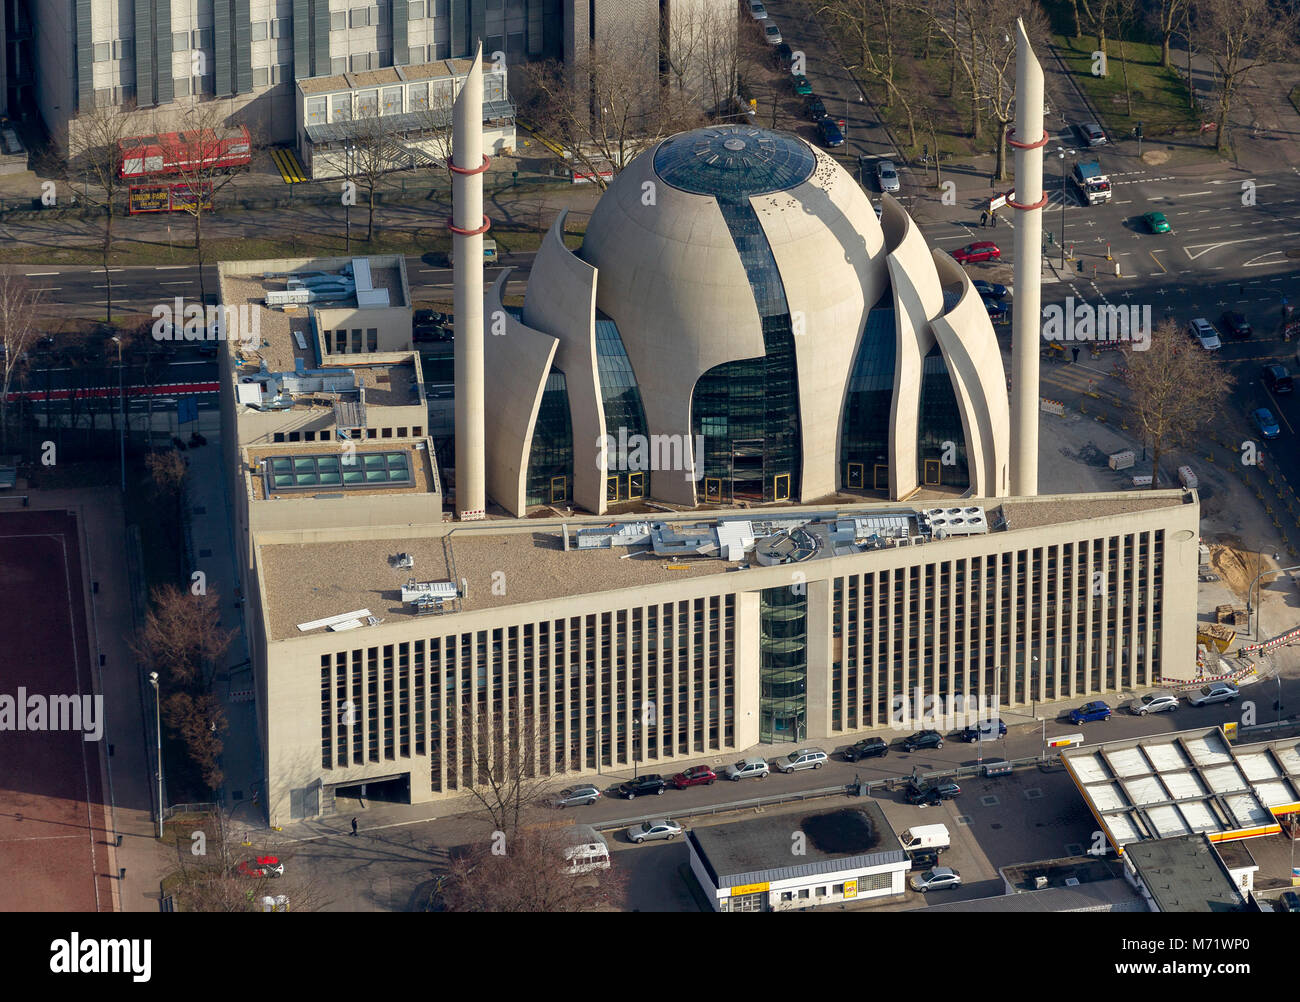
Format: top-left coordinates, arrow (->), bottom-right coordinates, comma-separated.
980,209 -> 988,227
1072,345 -> 1080,363
991,209 -> 998,228
351,817 -> 358,836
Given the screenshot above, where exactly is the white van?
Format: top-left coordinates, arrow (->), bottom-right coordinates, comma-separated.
898,823 -> 951,853
558,824 -> 610,875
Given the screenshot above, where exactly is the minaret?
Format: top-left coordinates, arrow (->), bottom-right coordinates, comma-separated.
450,44 -> 488,520
1007,18 -> 1046,497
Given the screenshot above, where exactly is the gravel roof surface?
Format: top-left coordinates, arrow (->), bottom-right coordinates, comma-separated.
1000,494 -> 1184,531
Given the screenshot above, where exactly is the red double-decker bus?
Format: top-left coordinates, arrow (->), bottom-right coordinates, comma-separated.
117,125 -> 252,180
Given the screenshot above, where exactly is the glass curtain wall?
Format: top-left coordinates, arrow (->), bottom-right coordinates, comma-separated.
524,368 -> 574,506
760,584 -> 807,742
595,312 -> 652,502
916,342 -> 969,488
840,296 -> 896,494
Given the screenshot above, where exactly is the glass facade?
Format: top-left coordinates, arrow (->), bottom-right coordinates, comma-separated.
760,585 -> 807,742
840,297 -> 896,493
653,126 -> 816,198
917,342 -> 969,488
525,368 -> 574,507
690,199 -> 802,503
595,312 -> 652,501
262,451 -> 412,492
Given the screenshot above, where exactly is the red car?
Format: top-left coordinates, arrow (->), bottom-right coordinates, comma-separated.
671,765 -> 717,788
237,855 -> 284,878
952,241 -> 1001,264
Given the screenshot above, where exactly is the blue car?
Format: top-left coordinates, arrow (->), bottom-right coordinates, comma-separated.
973,280 -> 1008,299
816,117 -> 845,148
1253,407 -> 1280,440
1069,701 -> 1112,724
983,297 -> 1008,321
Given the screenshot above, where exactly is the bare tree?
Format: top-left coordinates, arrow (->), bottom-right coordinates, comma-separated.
0,273 -> 45,453
440,826 -> 627,912
166,104 -> 255,304
460,698 -> 555,837
1151,0 -> 1191,68
914,0 -> 990,142
345,109 -> 401,244
821,0 -> 919,149
136,585 -> 235,687
1192,0 -> 1298,154
64,100 -> 139,322
1075,0 -> 1117,64
978,3 -> 1051,181
1121,319 -> 1233,487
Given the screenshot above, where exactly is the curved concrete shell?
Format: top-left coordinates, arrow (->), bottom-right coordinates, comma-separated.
483,269 -> 559,516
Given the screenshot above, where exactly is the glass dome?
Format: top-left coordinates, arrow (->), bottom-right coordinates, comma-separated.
653,125 -> 817,198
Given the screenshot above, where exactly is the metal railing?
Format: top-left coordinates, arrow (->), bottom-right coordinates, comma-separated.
163,802 -> 218,819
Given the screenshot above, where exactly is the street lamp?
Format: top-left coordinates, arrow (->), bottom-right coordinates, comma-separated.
1245,551 -> 1284,640
148,671 -> 163,838
344,144 -> 357,253
1055,147 -> 1074,268
110,336 -> 125,493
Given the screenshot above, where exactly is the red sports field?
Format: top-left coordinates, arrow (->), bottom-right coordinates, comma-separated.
0,509 -> 115,910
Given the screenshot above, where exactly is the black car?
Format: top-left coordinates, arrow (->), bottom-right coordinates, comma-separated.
804,95 -> 827,121
1220,311 -> 1252,339
958,720 -> 1007,742
905,779 -> 960,806
1279,891 -> 1300,913
908,847 -> 941,871
902,729 -> 944,752
842,737 -> 889,762
618,774 -> 667,799
1263,364 -> 1294,395
815,117 -> 845,148
771,41 -> 794,69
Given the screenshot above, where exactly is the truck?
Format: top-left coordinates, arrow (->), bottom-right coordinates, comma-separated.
1069,159 -> 1112,205
898,823 -> 950,854
118,125 -> 252,180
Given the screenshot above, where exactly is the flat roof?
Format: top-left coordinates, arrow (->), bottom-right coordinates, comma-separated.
1061,728 -> 1297,853
920,879 -> 1142,913
1124,834 -> 1248,912
997,494 -> 1187,530
297,59 -> 484,95
256,491 -> 1192,641
689,803 -> 906,889
245,441 -> 438,500
1001,855 -> 1125,893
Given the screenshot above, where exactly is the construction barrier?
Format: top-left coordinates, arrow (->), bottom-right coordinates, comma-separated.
1040,398 -> 1066,415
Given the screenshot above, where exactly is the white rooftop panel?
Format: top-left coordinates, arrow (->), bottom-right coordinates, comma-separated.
1108,814 -> 1141,846
715,520 -> 754,554
1162,770 -> 1207,801
1202,763 -> 1249,794
1236,751 -> 1283,782
1146,805 -> 1190,839
1186,732 -> 1234,765
329,618 -> 363,631
1224,793 -> 1274,828
1108,747 -> 1151,778
297,608 -> 373,631
1090,782 -> 1128,813
1071,753 -> 1111,785
1144,741 -> 1189,772
1272,743 -> 1300,774
1178,801 -> 1221,834
1253,780 -> 1297,809
1125,774 -> 1168,807
352,257 -> 374,291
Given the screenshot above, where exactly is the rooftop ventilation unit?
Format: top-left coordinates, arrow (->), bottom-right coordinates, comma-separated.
390,552 -> 414,569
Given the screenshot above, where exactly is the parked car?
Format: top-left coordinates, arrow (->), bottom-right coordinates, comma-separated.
1069,700 -> 1113,724
903,729 -> 944,751
804,95 -> 827,121
1076,122 -> 1107,146
670,765 -> 717,788
1143,211 -> 1171,234
983,297 -> 1008,322
618,774 -> 667,799
790,73 -> 812,96
906,779 -> 961,806
841,736 -> 889,761
973,280 -> 1008,299
771,41 -> 794,69
910,866 -> 962,892
776,748 -> 828,773
1188,317 -> 1221,352
908,847 -> 941,871
748,0 -> 768,18
959,720 -> 1007,742
1188,682 -> 1238,707
1220,311 -> 1252,339
952,241 -> 1001,264
876,159 -> 901,193
816,117 -> 845,148
1129,693 -> 1179,715
1263,364 -> 1294,395
1253,407 -> 1281,440
237,855 -> 284,878
553,784 -> 601,808
763,21 -> 782,44
628,818 -> 683,844
724,757 -> 771,781
1278,891 -> 1300,913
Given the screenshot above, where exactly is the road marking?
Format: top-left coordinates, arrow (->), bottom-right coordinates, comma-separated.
1183,231 -> 1300,260
1180,191 -> 1213,197
160,281 -> 191,285
31,287 -> 61,291
1114,200 -> 1132,204
24,271 -> 58,276
154,265 -> 189,270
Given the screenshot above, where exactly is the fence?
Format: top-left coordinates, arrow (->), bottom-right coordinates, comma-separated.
163,802 -> 218,819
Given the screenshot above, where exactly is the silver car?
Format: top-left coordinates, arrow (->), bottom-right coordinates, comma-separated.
724,757 -> 771,781
910,866 -> 962,892
776,748 -> 828,773
554,784 -> 602,808
1188,318 -> 1221,352
1129,693 -> 1179,715
763,21 -> 782,45
748,0 -> 768,18
1188,682 -> 1239,707
628,818 -> 683,844
876,160 -> 901,193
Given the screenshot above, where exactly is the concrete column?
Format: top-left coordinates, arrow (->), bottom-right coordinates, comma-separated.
452,45 -> 487,519
1010,19 -> 1045,496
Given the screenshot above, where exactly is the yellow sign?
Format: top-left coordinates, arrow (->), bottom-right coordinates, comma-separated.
1224,722 -> 1238,740
843,879 -> 858,899
728,882 -> 769,897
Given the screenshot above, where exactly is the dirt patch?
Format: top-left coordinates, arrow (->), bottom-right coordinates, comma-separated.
1141,149 -> 1171,166
1207,541 -> 1274,599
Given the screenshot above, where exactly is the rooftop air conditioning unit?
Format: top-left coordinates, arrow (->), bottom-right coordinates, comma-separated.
1033,875 -> 1048,890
